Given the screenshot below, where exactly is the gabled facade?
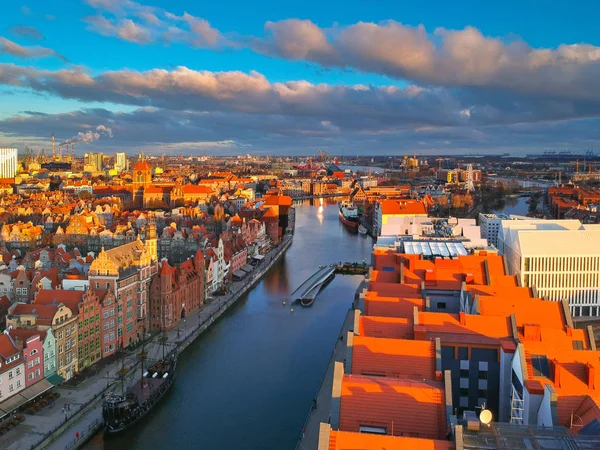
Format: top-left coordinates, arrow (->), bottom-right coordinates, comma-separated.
0,333 -> 25,402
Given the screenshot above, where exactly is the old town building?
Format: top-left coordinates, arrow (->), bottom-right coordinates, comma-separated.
88,231 -> 158,348
0,333 -> 25,402
35,289 -> 105,370
8,329 -> 44,387
149,250 -> 204,332
6,302 -> 77,380
132,157 -> 152,208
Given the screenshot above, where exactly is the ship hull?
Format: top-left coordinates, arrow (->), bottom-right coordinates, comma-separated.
104,379 -> 174,435
339,208 -> 359,231
103,357 -> 177,435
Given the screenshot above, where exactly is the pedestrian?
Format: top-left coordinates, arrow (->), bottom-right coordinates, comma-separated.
312,398 -> 317,410
61,407 -> 65,415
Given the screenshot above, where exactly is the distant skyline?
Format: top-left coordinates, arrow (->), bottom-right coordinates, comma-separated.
1,1 -> 600,155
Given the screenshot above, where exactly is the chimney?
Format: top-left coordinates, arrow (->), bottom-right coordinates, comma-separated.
586,363 -> 596,390
459,311 -> 467,325
52,133 -> 55,158
551,359 -> 562,388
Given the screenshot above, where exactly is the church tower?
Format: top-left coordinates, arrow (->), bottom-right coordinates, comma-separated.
144,221 -> 158,261
132,153 -> 152,207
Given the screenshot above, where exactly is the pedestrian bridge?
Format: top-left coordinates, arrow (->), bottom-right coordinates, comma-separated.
290,266 -> 336,306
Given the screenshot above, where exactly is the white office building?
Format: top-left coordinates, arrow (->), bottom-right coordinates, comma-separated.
479,213 -> 528,248
498,219 -> 600,317
0,148 -> 18,178
114,152 -> 128,172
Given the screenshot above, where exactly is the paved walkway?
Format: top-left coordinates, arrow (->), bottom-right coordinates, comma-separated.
296,300 -> 357,449
0,237 -> 291,450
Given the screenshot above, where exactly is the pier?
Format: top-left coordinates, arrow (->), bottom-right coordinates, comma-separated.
290,263 -> 368,306
290,266 -> 336,305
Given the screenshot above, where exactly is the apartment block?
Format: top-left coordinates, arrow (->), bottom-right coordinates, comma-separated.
318,243 -> 600,449
498,219 -> 600,317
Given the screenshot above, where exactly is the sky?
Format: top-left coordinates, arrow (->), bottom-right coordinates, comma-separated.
0,1 -> 600,156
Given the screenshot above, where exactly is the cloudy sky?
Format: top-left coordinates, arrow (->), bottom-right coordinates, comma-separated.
1,1 -> 599,156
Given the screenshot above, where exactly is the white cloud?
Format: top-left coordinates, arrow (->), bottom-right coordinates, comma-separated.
0,37 -> 67,61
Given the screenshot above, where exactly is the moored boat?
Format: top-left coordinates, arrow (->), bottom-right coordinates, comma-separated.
102,353 -> 177,435
339,202 -> 359,231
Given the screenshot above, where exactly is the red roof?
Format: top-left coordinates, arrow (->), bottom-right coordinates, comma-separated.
35,289 -> 84,314
181,184 -> 213,194
133,160 -> 151,171
0,334 -> 20,360
10,303 -> 58,324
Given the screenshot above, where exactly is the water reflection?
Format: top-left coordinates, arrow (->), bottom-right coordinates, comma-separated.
263,257 -> 291,297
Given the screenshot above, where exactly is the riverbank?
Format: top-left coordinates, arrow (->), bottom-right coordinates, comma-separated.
83,203 -> 373,450
7,235 -> 294,450
292,193 -> 347,201
295,279 -> 365,450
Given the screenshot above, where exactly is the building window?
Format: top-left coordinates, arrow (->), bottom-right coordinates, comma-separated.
8,371 -> 13,379
460,388 -> 469,397
16,380 -> 21,388
9,384 -> 14,392
359,425 -> 387,435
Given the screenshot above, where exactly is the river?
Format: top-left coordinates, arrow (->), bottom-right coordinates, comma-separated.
86,201 -> 373,450
491,196 -> 530,216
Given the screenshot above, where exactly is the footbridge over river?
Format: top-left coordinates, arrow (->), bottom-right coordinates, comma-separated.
290,266 -> 336,306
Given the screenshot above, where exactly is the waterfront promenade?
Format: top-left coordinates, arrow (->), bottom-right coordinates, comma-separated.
0,235 -> 292,450
295,281 -> 362,450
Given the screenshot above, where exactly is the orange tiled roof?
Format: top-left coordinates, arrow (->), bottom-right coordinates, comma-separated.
328,429 -> 455,450
379,199 -> 427,215
364,292 -> 424,318
359,316 -> 414,340
339,375 -> 446,440
352,337 -> 436,380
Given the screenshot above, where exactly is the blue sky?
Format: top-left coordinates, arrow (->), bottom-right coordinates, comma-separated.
1,1 -> 600,155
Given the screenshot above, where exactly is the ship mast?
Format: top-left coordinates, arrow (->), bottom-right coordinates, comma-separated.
116,354 -> 127,397
139,325 -> 147,390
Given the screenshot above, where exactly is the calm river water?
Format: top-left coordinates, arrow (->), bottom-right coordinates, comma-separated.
86,201 -> 373,450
